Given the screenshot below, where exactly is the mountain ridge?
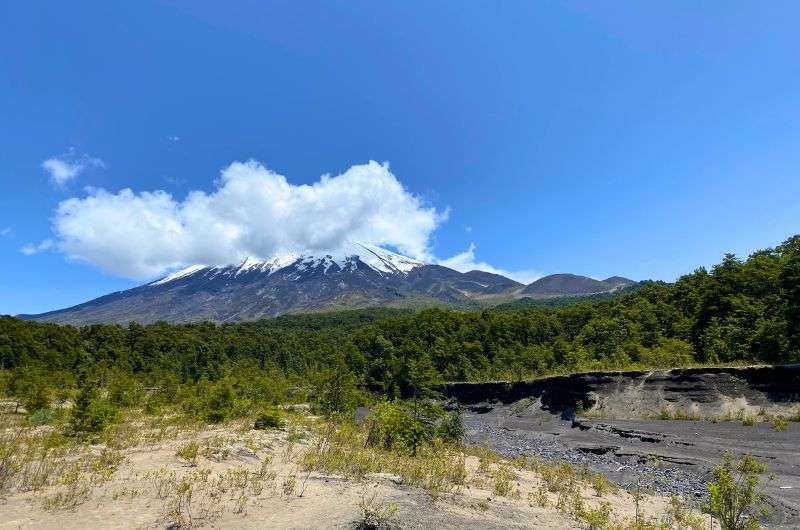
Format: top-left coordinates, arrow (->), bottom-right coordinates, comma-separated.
20,245 -> 635,324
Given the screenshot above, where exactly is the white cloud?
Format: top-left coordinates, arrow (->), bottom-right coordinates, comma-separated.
465,226 -> 472,233
42,149 -> 105,186
50,160 -> 448,279
437,243 -> 541,284
20,239 -> 54,255
0,227 -> 11,237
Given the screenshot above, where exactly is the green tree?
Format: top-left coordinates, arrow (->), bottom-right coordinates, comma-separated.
69,378 -> 118,436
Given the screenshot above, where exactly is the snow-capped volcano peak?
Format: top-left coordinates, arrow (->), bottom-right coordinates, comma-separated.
333,241 -> 424,275
148,242 -> 424,286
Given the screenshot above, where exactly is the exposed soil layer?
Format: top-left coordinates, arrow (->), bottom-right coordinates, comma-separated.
444,365 -> 800,528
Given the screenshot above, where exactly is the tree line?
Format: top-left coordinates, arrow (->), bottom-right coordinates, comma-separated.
1,235 -> 799,421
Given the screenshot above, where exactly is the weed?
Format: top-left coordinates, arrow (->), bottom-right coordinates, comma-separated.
282,472 -> 297,497
662,495 -> 705,530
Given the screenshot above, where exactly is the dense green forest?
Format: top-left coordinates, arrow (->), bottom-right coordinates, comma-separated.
2,235 -> 799,422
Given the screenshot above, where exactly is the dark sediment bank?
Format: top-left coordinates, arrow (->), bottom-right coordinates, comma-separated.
444,365 -> 800,528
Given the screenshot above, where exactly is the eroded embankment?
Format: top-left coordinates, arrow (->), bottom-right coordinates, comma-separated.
443,364 -> 800,419
444,365 -> 800,528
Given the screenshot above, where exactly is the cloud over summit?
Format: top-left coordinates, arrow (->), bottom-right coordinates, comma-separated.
51,161 -> 447,278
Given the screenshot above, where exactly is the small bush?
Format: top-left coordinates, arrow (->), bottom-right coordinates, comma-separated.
30,408 -> 56,426
69,385 -> 119,437
592,473 -> 612,497
356,489 -> 398,529
176,442 -> 199,466
707,453 -> 770,530
253,409 -> 284,430
580,501 -> 613,529
144,397 -> 161,415
663,495 -> 705,530
204,384 -> 235,423
492,465 -> 516,497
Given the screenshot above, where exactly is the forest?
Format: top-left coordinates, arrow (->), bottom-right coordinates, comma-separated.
1,234 -> 799,425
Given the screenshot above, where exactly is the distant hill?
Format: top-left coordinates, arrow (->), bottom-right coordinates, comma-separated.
495,282 -> 645,310
603,276 -> 636,287
521,273 -> 634,297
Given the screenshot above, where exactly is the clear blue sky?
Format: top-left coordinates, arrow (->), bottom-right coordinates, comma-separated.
2,1 -> 800,315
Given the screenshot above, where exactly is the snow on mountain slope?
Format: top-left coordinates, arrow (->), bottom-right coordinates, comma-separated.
149,265 -> 208,286
148,242 -> 424,287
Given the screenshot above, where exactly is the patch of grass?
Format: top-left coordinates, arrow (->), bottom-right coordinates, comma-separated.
300,421 -> 474,499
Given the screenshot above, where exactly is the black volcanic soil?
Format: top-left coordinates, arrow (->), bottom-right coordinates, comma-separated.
443,366 -> 800,528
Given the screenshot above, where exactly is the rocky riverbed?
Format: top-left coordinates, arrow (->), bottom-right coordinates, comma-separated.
449,366 -> 800,528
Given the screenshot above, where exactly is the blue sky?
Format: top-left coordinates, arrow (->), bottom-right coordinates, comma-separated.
2,1 -> 800,315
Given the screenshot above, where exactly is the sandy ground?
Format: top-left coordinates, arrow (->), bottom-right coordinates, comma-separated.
0,415 -> 699,530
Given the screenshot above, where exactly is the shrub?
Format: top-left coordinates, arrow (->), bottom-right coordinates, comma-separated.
253,409 -> 285,430
663,495 -> 705,530
592,473 -> 612,497
492,465 -> 516,497
580,501 -> 613,529
204,383 -> 235,423
176,442 -> 199,466
30,407 -> 56,426
706,453 -> 770,530
144,396 -> 161,415
69,383 -> 119,436
107,372 -> 142,407
356,489 -> 397,529
438,410 -> 464,444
